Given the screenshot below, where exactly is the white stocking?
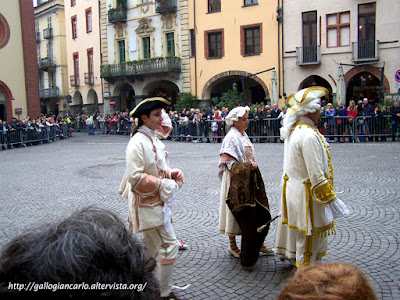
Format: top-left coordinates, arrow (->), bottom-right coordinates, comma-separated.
160,264 -> 174,297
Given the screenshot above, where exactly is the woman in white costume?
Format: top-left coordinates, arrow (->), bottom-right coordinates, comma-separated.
119,97 -> 184,300
218,106 -> 272,259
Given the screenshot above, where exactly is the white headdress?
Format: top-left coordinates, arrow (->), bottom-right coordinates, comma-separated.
225,106 -> 250,127
280,87 -> 329,139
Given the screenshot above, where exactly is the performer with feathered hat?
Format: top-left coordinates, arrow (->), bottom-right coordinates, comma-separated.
274,87 -> 349,268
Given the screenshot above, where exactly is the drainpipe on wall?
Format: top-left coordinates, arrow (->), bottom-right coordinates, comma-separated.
281,0 -> 284,99
99,0 -> 105,115
194,0 -> 198,98
277,0 -> 284,101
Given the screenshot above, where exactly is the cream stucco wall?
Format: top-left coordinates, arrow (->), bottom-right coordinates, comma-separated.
103,0 -> 185,110
190,0 -> 281,104
65,0 -> 102,111
283,0 -> 400,101
0,2 -> 28,119
35,0 -> 69,114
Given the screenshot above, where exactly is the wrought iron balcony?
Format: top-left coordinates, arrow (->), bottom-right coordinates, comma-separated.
38,57 -> 56,71
108,8 -> 127,23
39,87 -> 59,99
36,32 -> 40,42
84,73 -> 94,85
296,45 -> 321,65
156,0 -> 177,14
100,57 -> 181,79
70,75 -> 80,87
43,27 -> 53,39
352,40 -> 379,62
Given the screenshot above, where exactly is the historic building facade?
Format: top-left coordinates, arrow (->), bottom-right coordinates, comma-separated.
188,0 -> 283,106
0,0 -> 40,120
100,0 -> 190,114
34,0 -> 68,116
282,0 -> 400,106
65,0 -> 103,116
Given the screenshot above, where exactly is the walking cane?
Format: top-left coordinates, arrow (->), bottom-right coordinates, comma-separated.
257,213 -> 281,233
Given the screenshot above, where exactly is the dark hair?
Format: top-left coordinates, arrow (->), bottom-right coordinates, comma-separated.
357,103 -> 364,113
130,111 -> 151,136
0,207 -> 159,299
277,263 -> 378,300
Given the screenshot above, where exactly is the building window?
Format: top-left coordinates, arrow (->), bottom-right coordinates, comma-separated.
142,0 -> 149,3
244,0 -> 258,6
118,40 -> 126,63
86,8 -> 92,33
357,2 -> 376,58
205,30 -> 223,59
241,24 -> 261,56
73,52 -> 79,86
302,11 -> 317,62
358,2 -> 376,42
190,29 -> 195,57
46,41 -> 53,58
71,16 -> 77,39
87,48 -> 94,84
166,32 -> 175,56
208,0 -> 221,13
47,16 -> 52,28
327,12 -> 350,47
49,72 -> 55,88
71,0 -> 76,7
35,21 -> 39,33
142,37 -> 150,59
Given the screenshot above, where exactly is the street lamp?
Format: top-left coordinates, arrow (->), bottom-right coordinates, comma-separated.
232,82 -> 238,91
361,77 -> 367,87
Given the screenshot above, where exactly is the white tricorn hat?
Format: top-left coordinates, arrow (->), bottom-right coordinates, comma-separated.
286,86 -> 329,107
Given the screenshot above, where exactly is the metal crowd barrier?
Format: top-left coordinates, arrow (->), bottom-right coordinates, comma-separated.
168,116 -> 395,143
0,124 -> 72,150
319,115 -> 393,142
73,120 -> 132,135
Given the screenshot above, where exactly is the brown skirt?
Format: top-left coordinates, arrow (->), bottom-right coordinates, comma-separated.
234,202 -> 271,267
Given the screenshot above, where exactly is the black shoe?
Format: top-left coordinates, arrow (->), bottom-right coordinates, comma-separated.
161,292 -> 179,300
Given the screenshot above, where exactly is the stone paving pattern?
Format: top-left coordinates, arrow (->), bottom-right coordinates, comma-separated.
0,133 -> 399,299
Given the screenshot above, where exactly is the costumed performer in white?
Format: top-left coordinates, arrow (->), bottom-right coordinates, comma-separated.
155,108 -> 189,251
274,87 -> 349,268
219,106 -> 273,259
119,97 -> 184,300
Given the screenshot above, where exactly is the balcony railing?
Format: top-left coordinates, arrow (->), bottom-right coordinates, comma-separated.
43,27 -> 53,39
84,73 -> 94,85
70,75 -> 80,87
100,57 -> 181,79
156,0 -> 177,14
38,57 -> 56,71
108,8 -> 127,23
39,87 -> 59,99
352,40 -> 379,62
36,32 -> 40,42
296,45 -> 321,65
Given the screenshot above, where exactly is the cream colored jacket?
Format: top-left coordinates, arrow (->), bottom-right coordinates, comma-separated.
119,130 -> 180,233
281,116 -> 337,237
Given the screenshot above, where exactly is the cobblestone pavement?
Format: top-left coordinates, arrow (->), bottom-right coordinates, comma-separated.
0,133 -> 399,299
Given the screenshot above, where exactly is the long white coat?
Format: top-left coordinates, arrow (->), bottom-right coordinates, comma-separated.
274,116 -> 339,267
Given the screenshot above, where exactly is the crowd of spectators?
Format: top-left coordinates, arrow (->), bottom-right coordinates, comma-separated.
166,99 -> 400,143
321,98 -> 400,143
1,98 -> 399,150
0,114 -> 72,150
